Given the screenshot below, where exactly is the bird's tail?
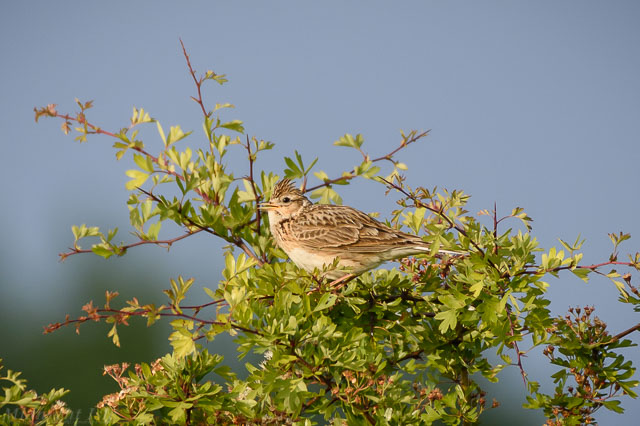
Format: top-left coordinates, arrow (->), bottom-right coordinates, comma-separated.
437,248 -> 466,256
411,245 -> 467,257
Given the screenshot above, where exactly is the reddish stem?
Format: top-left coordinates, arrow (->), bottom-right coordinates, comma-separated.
180,38 -> 209,118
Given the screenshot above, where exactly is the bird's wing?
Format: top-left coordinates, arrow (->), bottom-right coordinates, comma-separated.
291,205 -> 421,253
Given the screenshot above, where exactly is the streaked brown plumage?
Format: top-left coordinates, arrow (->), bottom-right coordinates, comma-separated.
260,179 -> 462,279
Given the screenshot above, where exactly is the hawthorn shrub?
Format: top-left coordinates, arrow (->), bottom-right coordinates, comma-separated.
5,45 -> 639,425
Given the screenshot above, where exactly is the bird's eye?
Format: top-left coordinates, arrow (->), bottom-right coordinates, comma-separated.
282,196 -> 291,203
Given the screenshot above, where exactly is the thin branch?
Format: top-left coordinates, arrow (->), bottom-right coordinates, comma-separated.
180,38 -> 209,118
59,229 -> 203,260
605,322 -> 640,345
181,297 -> 227,311
245,135 -> 263,235
492,202 -> 498,256
381,130 -> 431,162
305,130 -> 430,193
304,174 -> 356,193
301,394 -> 323,412
516,260 -> 635,276
393,349 -> 425,365
44,305 -> 261,336
506,308 -> 528,385
362,410 -> 376,425
52,112 -> 117,137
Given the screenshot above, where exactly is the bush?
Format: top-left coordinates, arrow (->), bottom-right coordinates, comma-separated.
11,44 -> 639,425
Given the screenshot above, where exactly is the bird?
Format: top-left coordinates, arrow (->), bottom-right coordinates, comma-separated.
259,179 -> 464,280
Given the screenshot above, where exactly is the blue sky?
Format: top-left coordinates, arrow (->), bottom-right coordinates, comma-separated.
1,1 -> 639,422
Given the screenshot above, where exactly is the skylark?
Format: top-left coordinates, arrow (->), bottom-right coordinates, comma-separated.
260,179 -> 463,280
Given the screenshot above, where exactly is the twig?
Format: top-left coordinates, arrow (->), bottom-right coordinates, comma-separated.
392,349 -> 425,365
605,322 -> 640,345
305,130 -> 430,193
179,38 -> 209,118
44,305 -> 262,336
492,202 -> 498,256
516,261 -> 635,276
244,135 -> 263,235
59,229 -> 202,260
180,297 -> 227,311
506,308 -> 527,385
363,410 -> 376,425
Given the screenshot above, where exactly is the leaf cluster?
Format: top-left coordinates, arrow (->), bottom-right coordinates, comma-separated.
0,358 -> 70,425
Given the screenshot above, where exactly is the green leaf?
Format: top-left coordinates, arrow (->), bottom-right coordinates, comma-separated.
334,133 -> 364,149
602,400 -> 625,414
125,169 -> 149,190
204,70 -> 228,85
156,121 -> 167,146
310,186 -> 342,205
72,224 -> 100,240
107,323 -> 120,347
213,102 -> 234,111
220,120 -> 245,133
469,281 -> 484,297
147,222 -> 162,240
91,245 -> 114,259
314,293 -> 337,312
133,153 -> 154,172
237,179 -> 257,204
283,150 -> 319,179
571,268 -> 590,283
131,107 -> 153,125
362,165 -> 380,178
166,125 -> 192,146
438,294 -> 466,310
435,309 -> 458,333
404,207 -> 426,234
613,280 -> 629,299
284,155 -> 302,178
169,322 -> 196,358
314,170 -> 329,181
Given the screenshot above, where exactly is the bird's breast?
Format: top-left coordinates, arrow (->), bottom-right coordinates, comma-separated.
285,246 -> 338,272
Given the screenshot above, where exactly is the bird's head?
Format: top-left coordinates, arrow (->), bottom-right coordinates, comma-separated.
259,179 -> 310,220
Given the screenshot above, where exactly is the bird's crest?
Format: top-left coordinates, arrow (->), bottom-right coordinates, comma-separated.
272,178 -> 303,199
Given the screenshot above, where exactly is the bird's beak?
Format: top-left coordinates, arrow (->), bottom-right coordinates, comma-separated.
258,202 -> 278,211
